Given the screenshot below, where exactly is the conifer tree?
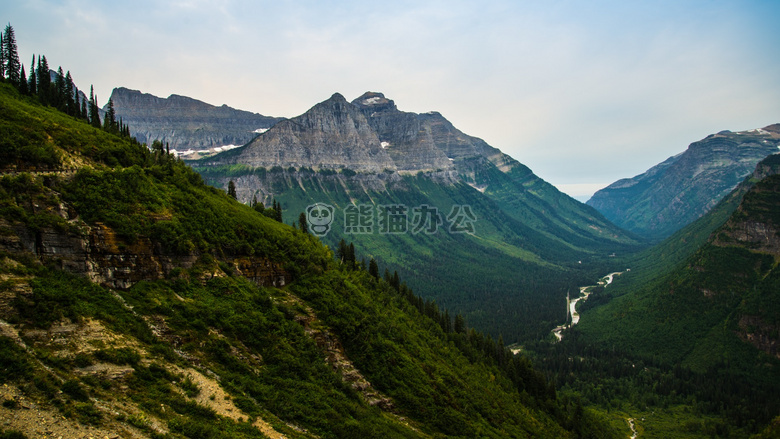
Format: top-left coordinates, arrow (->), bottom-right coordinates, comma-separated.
271,199 -> 282,222
88,86 -> 101,128
298,212 -> 309,234
103,97 -> 117,133
368,258 -> 379,280
18,65 -> 27,94
54,67 -> 66,110
391,271 -> 400,291
37,56 -> 51,105
443,309 -> 452,333
0,32 -> 6,80
337,239 -> 348,263
454,314 -> 466,334
65,71 -> 76,116
227,181 -> 237,199
80,96 -> 88,120
3,24 -> 21,86
27,55 -> 36,95
253,200 -> 265,214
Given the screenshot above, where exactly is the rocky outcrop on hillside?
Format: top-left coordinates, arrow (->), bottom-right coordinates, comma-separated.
0,191 -> 288,290
107,87 -> 282,150
717,168 -> 780,358
713,155 -> 780,256
587,124 -> 780,240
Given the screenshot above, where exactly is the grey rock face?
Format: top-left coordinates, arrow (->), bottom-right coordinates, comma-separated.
207,93 -> 396,172
351,92 -> 513,174
108,87 -> 282,150
351,92 -> 454,172
587,125 -> 780,241
200,91 -> 520,178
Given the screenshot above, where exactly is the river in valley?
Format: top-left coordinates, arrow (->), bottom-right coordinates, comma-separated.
551,271 -> 624,341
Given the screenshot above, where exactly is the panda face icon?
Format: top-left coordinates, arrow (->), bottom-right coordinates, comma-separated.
306,203 -> 335,236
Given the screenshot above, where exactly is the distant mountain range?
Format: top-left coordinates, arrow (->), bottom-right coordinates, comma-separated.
587,124 -> 780,241
107,87 -> 283,154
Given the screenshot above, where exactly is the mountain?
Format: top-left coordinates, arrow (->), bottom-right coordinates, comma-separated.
107,87 -> 283,154
587,124 -> 780,241
533,154 -> 780,437
204,92 -> 396,173
0,82 -> 627,438
191,91 -> 641,343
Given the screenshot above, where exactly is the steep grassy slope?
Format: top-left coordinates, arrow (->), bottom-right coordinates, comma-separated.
0,84 -> 621,437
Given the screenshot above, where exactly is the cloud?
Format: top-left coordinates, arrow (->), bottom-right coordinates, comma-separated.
3,0 -> 779,199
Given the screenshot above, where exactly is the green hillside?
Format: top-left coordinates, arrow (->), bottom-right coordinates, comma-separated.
529,155 -> 780,437
191,162 -> 636,344
0,83 -> 625,437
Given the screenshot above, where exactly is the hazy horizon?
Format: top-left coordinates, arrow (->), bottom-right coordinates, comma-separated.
3,0 -> 779,200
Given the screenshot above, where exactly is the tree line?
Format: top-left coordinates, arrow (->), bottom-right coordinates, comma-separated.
0,23 -> 131,138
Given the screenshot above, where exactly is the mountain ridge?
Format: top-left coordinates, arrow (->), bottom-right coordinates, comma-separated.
587,124 -> 780,241
530,153 -> 780,437
107,87 -> 283,152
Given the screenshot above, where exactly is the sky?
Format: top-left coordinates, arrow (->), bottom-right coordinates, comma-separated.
3,0 -> 780,200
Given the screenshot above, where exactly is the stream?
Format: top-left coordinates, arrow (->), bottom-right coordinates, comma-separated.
551,271 -> 624,341
627,418 -> 638,439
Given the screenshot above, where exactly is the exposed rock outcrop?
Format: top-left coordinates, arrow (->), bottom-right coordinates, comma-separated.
712,155 -> 780,256
0,199 -> 288,290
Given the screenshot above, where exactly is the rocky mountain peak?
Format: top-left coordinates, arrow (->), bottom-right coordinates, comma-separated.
763,123 -> 780,135
204,92 -> 396,173
351,92 -> 397,113
327,92 -> 347,102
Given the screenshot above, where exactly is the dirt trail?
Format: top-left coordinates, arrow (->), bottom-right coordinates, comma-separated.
173,366 -> 289,439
